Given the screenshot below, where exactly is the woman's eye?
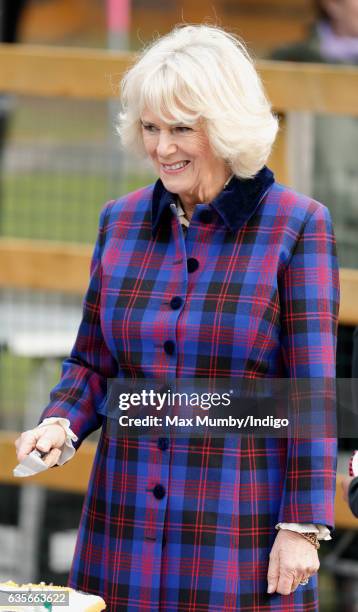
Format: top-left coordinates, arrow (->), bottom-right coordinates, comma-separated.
174,126 -> 192,133
142,124 -> 158,133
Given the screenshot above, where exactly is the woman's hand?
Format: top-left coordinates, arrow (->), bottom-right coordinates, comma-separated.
15,424 -> 67,468
267,529 -> 320,595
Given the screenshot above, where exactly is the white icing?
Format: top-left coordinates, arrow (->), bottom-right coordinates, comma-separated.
352,450 -> 358,477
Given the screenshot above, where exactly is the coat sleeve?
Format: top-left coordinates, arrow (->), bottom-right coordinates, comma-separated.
277,203 -> 340,530
38,202 -> 118,448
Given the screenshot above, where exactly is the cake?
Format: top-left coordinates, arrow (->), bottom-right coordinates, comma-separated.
0,581 -> 106,611
349,450 -> 358,477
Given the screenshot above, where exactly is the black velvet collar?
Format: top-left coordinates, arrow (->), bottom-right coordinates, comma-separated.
151,166 -> 275,237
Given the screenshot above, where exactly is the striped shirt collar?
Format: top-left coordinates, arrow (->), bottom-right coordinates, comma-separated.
175,198 -> 190,228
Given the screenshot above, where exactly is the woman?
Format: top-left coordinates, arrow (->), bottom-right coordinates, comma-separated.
15,25 -> 339,611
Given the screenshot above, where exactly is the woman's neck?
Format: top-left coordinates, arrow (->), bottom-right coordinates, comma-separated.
178,172 -> 233,222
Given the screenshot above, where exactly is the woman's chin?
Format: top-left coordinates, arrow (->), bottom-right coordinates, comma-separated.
160,175 -> 190,194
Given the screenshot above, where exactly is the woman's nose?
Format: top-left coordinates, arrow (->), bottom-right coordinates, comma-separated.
156,131 -> 177,157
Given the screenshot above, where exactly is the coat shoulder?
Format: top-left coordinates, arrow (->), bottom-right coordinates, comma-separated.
267,181 -> 332,225
100,184 -> 155,222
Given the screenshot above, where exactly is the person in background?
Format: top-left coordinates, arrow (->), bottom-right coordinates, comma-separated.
0,0 -> 27,43
341,476 -> 358,517
348,478 -> 358,517
0,0 -> 28,142
0,0 -> 28,228
271,0 -> 358,271
272,0 -> 358,524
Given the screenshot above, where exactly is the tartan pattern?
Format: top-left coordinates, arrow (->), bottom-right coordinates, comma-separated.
40,167 -> 339,611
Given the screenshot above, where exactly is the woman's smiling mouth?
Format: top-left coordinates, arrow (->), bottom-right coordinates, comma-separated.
161,160 -> 191,173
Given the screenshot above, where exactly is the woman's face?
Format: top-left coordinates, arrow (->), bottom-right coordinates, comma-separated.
140,109 -> 230,209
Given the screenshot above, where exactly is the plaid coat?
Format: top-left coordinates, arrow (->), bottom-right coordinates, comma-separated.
40,167 -> 339,611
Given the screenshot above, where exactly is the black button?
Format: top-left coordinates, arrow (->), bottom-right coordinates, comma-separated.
170,296 -> 183,310
164,340 -> 175,355
158,437 -> 169,451
199,209 -> 213,224
187,257 -> 199,273
153,484 -> 166,499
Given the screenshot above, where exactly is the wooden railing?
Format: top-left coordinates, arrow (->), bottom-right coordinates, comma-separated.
0,45 -> 356,114
0,43 -> 356,184
0,45 -> 357,321
0,432 -> 93,494
0,237 -> 355,324
0,49 -> 356,339
0,238 -> 92,294
0,431 -> 356,529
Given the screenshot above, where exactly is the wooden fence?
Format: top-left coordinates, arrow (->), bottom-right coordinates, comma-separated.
0,238 -> 357,325
0,44 -> 356,112
0,45 -> 357,322
0,431 -> 356,529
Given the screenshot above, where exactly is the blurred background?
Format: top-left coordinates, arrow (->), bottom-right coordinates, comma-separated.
0,1 -> 357,610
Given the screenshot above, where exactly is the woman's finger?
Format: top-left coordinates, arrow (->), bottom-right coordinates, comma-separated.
15,425 -> 66,462
35,434 -> 54,454
42,448 -> 62,468
290,573 -> 306,593
16,430 -> 38,461
276,568 -> 296,596
267,551 -> 280,594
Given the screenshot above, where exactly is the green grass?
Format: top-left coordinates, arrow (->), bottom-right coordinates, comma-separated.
8,98 -> 110,143
0,353 -> 62,426
2,171 -> 154,243
2,172 -> 107,242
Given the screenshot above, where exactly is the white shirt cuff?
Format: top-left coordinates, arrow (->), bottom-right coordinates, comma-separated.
37,417 -> 78,465
275,522 -> 331,541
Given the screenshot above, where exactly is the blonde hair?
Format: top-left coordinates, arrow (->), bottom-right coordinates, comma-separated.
117,24 -> 278,179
